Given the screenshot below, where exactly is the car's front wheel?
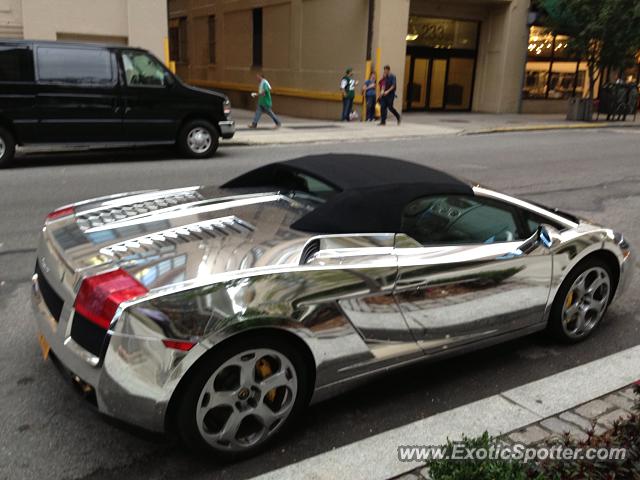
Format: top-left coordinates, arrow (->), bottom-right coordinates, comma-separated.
175,334 -> 310,459
547,257 -> 614,342
178,120 -> 219,158
0,127 -> 16,168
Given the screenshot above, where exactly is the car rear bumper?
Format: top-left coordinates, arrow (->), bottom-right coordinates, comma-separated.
218,120 -> 235,139
31,269 -> 170,433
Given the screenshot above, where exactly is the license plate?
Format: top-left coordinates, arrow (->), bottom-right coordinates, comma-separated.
37,332 -> 50,360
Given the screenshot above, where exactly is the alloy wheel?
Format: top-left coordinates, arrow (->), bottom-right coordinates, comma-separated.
195,348 -> 298,452
561,266 -> 611,339
186,127 -> 212,154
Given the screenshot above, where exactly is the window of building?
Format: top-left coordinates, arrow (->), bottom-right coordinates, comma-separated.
406,17 -> 478,51
121,50 -> 168,87
523,26 -> 587,100
252,8 -> 263,67
169,17 -> 188,62
208,15 -> 216,64
0,46 -> 34,82
36,47 -> 113,85
401,195 -> 524,245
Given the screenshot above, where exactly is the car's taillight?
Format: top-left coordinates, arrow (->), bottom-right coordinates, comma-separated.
74,269 -> 148,330
46,206 -> 75,221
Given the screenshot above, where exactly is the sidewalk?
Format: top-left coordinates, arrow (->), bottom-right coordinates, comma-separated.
228,108 -> 640,147
397,384 -> 638,480
228,109 -> 460,146
250,344 -> 640,480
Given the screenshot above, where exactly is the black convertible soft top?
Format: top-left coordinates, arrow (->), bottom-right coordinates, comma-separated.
222,154 -> 473,233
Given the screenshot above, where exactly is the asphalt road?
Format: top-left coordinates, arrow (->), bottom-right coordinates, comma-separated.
1,129 -> 639,480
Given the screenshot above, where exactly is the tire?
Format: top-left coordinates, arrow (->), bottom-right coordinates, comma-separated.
547,257 -> 614,343
0,127 -> 16,168
177,119 -> 219,158
174,333 -> 311,460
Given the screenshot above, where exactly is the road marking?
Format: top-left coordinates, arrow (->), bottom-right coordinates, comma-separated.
250,344 -> 640,480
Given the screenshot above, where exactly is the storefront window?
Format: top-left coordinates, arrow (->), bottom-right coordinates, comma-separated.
552,35 -> 571,59
524,61 -> 550,98
548,61 -> 578,99
527,26 -> 554,59
523,26 -> 586,100
406,17 -> 478,50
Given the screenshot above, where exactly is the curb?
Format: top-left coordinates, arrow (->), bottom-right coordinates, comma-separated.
465,121 -> 640,135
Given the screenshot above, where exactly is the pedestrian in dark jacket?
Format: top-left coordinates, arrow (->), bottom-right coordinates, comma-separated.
363,71 -> 377,121
378,65 -> 401,126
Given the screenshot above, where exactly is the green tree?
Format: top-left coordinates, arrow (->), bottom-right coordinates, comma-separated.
540,0 -> 640,118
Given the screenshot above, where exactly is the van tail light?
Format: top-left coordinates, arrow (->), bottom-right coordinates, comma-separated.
74,269 -> 148,330
46,205 -> 75,221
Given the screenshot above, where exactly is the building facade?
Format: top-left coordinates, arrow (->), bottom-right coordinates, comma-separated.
168,0 -> 534,119
0,0 -> 168,60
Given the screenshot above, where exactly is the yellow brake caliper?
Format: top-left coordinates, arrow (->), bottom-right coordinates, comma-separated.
565,290 -> 574,308
256,358 -> 277,402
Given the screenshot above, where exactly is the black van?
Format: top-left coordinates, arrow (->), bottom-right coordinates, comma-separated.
0,40 -> 234,167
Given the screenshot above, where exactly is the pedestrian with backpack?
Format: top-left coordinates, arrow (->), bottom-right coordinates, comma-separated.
340,68 -> 358,121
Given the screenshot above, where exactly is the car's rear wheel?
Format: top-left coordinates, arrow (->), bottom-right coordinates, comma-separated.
548,258 -> 613,342
175,334 -> 310,459
178,120 -> 219,158
0,127 -> 16,168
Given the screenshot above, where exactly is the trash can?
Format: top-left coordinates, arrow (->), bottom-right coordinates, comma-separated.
567,97 -> 589,121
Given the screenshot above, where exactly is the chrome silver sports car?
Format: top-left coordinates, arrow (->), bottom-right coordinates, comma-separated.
32,155 -> 633,458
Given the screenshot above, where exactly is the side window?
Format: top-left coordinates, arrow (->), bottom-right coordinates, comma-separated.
37,47 -> 113,85
402,195 -> 524,245
0,46 -> 34,82
523,211 -> 564,235
121,51 -> 167,87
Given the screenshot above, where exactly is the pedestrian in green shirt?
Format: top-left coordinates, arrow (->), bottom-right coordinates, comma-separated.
249,73 -> 281,128
340,68 -> 357,121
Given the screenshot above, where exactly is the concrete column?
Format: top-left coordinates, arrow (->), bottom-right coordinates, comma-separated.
127,0 -> 168,60
472,0 -> 529,113
371,0 -> 410,111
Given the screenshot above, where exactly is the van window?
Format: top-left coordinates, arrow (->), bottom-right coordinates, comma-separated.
0,46 -> 34,82
37,47 -> 113,85
121,51 -> 168,87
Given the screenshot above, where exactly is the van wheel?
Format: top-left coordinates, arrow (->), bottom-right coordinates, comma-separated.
178,120 -> 219,158
0,127 -> 16,168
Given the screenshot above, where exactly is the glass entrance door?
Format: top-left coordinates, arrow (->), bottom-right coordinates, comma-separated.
404,16 -> 479,112
445,58 -> 474,110
405,55 -> 476,111
410,58 -> 430,109
429,59 -> 447,109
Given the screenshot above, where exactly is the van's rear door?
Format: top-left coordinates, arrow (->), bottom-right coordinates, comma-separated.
0,43 -> 37,143
34,45 -> 123,143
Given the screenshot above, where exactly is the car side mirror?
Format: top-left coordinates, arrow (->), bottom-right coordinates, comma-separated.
516,223 -> 561,255
538,223 -> 561,249
164,71 -> 175,88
